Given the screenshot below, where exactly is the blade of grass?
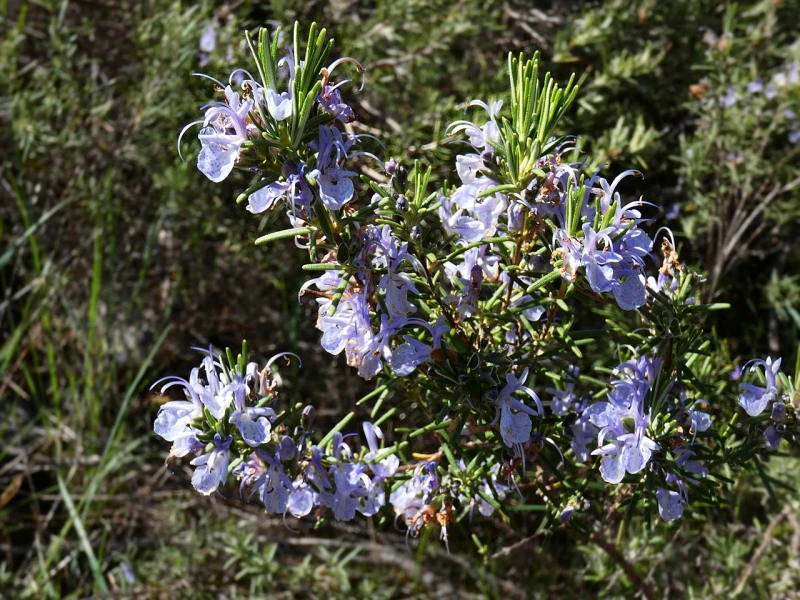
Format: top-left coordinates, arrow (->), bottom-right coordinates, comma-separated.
56,474 -> 109,594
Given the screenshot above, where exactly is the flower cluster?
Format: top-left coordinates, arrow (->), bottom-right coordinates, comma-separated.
737,357 -> 800,450
302,225 -> 448,381
573,355 -> 714,521
154,23 -> 800,550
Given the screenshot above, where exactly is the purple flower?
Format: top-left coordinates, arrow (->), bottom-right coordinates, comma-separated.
319,83 -> 355,122
438,178 -> 506,243
287,479 -> 317,517
316,285 -> 372,355
372,227 -> 422,319
494,369 -> 542,453
247,162 -> 313,216
379,270 -> 419,318
193,354 -> 233,419
554,222 -> 648,311
169,429 -> 205,461
656,487 -> 685,522
261,454 -> 294,514
391,337 -> 433,376
610,269 -> 647,311
303,446 -> 334,507
764,425 -> 781,450
362,422 -> 399,480
264,88 -> 292,121
446,99 -> 502,153
230,401 -> 274,447
309,126 -> 362,211
570,414 -> 598,463
738,357 -> 781,417
390,462 -> 439,531
199,23 -> 216,54
581,224 -> 622,293
233,453 -> 268,500
443,246 -> 499,320
347,315 -> 434,380
317,168 -> 357,210
317,57 -> 363,122
358,422 -> 399,516
689,408 -> 712,433
546,366 -> 581,416
456,154 -> 485,184
747,78 -> 764,94
152,363 -> 210,441
772,401 -> 786,422
191,434 -> 232,495
196,86 -> 254,182
674,446 -> 708,478
583,357 -> 661,483
507,201 -> 526,232
765,84 -> 778,99
554,229 -> 583,283
720,87 -> 738,108
331,461 -> 368,521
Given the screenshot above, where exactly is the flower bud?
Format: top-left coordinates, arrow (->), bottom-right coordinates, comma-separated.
470,265 -> 483,289
395,194 -> 408,212
301,405 -> 316,425
279,436 -> 296,461
411,226 -> 422,241
508,201 -> 525,232
771,401 -> 786,422
282,159 -> 298,178
385,157 -> 398,175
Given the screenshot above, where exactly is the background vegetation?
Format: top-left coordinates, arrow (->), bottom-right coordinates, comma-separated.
1,0 -> 799,597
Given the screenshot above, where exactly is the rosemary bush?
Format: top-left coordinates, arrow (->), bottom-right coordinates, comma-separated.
154,22 -> 800,558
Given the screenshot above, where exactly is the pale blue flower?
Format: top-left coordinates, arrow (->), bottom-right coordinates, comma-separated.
494,369 -> 542,453
446,99 -> 503,153
738,357 -> 781,416
546,366 -> 581,416
390,462 -> 439,531
764,425 -> 781,450
199,24 -> 216,53
319,83 -> 355,122
317,167 -> 357,210
196,86 -> 253,182
191,434 -> 232,495
152,367 -> 205,441
287,479 -> 317,517
439,178 -> 506,243
656,487 -> 685,522
584,357 -> 661,483
168,428 -> 204,460
720,87 -> 738,108
264,88 -> 292,121
456,154 -> 485,184
747,78 -> 764,94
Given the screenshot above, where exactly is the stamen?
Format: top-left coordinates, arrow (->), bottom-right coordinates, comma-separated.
322,57 -> 366,90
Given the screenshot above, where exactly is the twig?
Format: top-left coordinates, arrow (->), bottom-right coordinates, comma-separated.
732,505 -> 791,596
589,530 -> 657,600
489,530 -> 544,560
